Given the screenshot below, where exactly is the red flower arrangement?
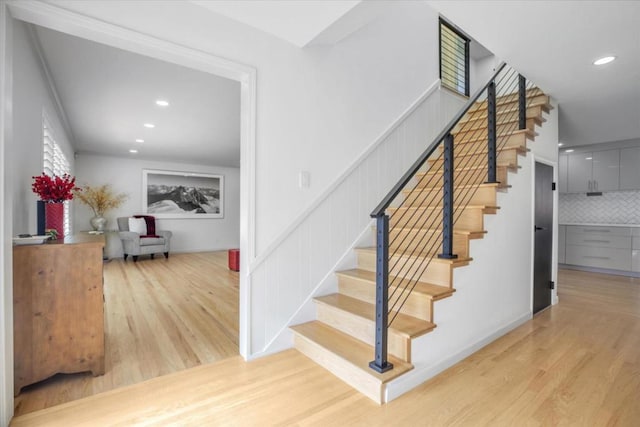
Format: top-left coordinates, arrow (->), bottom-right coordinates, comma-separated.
32,173 -> 79,203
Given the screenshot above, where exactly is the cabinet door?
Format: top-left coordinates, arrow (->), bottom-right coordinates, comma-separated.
620,147 -> 640,190
592,149 -> 619,191
558,154 -> 568,193
567,152 -> 592,193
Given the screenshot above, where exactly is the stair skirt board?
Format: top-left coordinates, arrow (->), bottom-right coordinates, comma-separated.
289,89 -> 550,403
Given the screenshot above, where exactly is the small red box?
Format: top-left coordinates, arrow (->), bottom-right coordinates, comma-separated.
228,249 -> 240,271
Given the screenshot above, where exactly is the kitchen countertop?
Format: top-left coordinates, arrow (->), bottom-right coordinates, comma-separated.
560,223 -> 640,228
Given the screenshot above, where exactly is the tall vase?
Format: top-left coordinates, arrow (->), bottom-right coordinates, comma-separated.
45,202 -> 65,240
90,216 -> 107,232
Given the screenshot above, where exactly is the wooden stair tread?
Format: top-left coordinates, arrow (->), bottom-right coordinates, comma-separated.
460,98 -> 552,122
402,183 -> 508,195
468,89 -> 546,112
356,247 -> 472,266
455,114 -> 545,133
337,269 -> 455,301
391,226 -> 487,238
389,204 -> 500,212
314,294 -> 436,338
448,129 -> 536,146
418,163 -> 518,175
291,321 -> 412,383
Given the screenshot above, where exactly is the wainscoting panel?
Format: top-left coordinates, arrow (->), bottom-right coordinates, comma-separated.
248,85 -> 466,356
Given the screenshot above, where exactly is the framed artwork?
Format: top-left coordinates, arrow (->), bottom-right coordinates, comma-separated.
142,169 -> 224,219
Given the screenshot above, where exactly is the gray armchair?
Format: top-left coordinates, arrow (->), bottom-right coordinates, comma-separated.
117,216 -> 172,262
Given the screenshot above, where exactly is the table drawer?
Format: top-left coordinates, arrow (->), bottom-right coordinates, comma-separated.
565,245 -> 631,271
566,233 -> 631,249
566,225 -> 632,237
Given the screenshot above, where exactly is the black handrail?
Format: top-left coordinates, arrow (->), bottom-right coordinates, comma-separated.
370,62 -> 507,218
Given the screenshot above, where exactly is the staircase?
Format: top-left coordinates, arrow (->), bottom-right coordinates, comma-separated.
291,67 -> 552,404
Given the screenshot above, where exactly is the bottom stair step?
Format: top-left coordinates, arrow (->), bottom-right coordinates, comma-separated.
291,321 -> 413,404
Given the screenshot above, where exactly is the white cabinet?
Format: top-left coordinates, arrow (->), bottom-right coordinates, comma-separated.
558,154 -> 568,193
558,225 -> 566,263
566,149 -> 620,193
565,225 -> 632,271
620,147 -> 640,190
567,153 -> 592,192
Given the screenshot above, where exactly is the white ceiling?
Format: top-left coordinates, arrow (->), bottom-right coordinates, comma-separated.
427,1 -> 640,148
33,25 -> 241,167
190,0 -> 361,47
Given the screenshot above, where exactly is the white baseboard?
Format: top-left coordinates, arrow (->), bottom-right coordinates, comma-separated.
384,311 -> 532,402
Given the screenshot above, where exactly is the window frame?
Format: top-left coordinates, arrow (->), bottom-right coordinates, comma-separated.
42,112 -> 72,236
439,18 -> 470,97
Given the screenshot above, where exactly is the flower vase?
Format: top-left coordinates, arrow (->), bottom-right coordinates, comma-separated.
90,216 -> 107,232
45,202 -> 64,240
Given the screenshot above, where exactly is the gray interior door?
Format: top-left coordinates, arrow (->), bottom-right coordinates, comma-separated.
533,162 -> 553,314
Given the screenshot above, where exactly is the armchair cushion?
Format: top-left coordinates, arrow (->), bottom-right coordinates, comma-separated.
128,217 -> 147,235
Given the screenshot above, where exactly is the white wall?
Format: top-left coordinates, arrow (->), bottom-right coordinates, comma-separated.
0,1 -> 12,423
74,154 -> 240,258
11,19 -> 74,235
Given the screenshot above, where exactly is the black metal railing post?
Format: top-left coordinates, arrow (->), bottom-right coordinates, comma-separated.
369,214 -> 393,373
518,75 -> 526,130
438,133 -> 458,260
486,80 -> 498,183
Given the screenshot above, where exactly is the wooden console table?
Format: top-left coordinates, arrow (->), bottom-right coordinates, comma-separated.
13,234 -> 105,395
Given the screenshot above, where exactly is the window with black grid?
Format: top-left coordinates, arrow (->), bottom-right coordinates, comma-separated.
439,19 -> 470,97
43,114 -> 72,236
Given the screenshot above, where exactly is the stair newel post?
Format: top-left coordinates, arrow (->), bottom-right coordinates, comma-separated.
438,133 -> 458,260
486,80 -> 498,184
369,214 -> 393,373
518,74 -> 527,130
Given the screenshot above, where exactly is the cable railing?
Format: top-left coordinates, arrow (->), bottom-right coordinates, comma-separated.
368,63 -> 541,373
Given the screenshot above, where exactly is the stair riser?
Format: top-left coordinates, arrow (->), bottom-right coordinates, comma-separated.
388,230 -> 469,259
416,167 -> 509,189
357,250 -> 454,288
389,207 -> 486,230
337,275 -> 434,322
449,130 -> 531,148
455,106 -> 543,133
462,104 -> 545,125
468,92 -> 548,113
428,149 -> 519,170
315,302 -> 411,362
453,119 -> 537,143
435,135 -> 527,158
292,334 -> 384,404
402,185 -> 497,208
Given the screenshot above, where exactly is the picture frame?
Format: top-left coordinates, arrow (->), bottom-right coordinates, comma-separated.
142,169 -> 224,219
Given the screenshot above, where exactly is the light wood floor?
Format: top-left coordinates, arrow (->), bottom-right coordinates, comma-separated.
13,251 -> 239,416
12,268 -> 640,426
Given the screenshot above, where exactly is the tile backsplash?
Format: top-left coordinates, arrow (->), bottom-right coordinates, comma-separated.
559,191 -> 640,224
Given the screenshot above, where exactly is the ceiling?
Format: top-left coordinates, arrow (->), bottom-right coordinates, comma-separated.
427,1 -> 640,148
190,0 -> 360,47
33,25 -> 241,167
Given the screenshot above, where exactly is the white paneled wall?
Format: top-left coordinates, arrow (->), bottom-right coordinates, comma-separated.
247,85 -> 466,357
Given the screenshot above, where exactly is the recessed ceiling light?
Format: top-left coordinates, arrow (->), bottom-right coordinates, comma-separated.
135,139 -> 144,143
558,143 -> 564,147
585,157 -> 593,160
129,149 -> 138,154
593,56 -> 616,66
156,100 -> 169,107
144,123 -> 155,128
565,149 -> 575,153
